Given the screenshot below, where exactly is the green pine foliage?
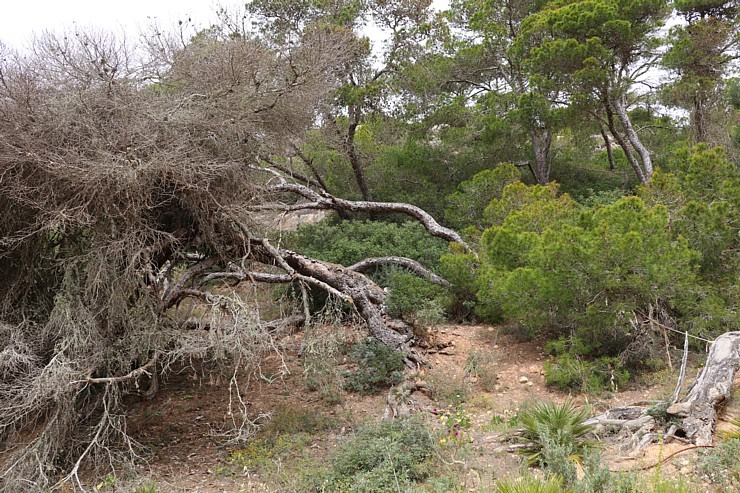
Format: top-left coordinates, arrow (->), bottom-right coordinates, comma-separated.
475,180 -> 699,356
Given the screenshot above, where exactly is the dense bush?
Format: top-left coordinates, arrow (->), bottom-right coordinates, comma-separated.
384,271 -> 446,325
444,163 -> 520,230
321,419 -> 435,492
544,354 -> 629,394
343,339 -> 405,394
288,218 -> 448,270
476,181 -> 699,358
639,146 -> 739,339
287,218 -> 450,318
544,337 -> 629,393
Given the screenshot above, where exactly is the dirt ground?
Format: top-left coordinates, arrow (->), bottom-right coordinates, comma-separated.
101,324 -> 738,492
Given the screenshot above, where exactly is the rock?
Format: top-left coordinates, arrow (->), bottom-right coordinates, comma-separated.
519,376 -> 529,384
527,381 -> 534,387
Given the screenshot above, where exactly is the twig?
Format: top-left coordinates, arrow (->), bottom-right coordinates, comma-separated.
671,331 -> 689,405
609,445 -> 714,472
72,352 -> 159,385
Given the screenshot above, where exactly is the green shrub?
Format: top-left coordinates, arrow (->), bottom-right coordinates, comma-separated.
288,219 -> 447,270
228,433 -> 312,471
544,355 -> 629,394
495,472 -> 568,493
343,339 -> 405,394
322,419 -> 435,492
439,249 -> 481,320
385,271 -> 445,326
476,182 -> 700,359
444,164 -> 520,230
516,400 -> 596,466
699,438 -> 740,487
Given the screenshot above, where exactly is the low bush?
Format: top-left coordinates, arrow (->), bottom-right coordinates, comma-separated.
699,437 -> 740,488
544,355 -> 629,394
494,472 -> 567,493
516,400 -> 596,466
385,271 -> 446,326
343,339 -> 405,394
321,419 -> 435,492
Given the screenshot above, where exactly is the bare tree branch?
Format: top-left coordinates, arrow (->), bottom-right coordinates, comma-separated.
251,179 -> 474,253
348,256 -> 451,287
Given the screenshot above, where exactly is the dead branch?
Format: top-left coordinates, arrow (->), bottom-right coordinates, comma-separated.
72,352 -> 159,386
348,256 -> 451,287
250,178 -> 474,253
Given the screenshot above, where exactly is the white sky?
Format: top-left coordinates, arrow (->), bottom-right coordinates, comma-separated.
0,0 -> 223,49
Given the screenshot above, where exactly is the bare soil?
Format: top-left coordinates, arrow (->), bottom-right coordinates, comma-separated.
99,324 -> 738,492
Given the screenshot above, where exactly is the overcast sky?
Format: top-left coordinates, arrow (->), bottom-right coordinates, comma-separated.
0,0 -> 223,49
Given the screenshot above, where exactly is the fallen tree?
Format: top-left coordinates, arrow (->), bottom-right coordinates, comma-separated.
583,331 -> 740,454
0,26 -> 460,491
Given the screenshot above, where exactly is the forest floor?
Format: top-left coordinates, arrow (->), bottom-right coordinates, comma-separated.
99,324 -> 739,492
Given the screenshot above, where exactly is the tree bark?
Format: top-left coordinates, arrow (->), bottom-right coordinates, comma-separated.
604,99 -> 646,183
346,103 -> 373,201
530,125 -> 552,185
252,180 -> 474,253
584,331 -> 740,451
610,94 -> 653,182
600,126 -> 616,170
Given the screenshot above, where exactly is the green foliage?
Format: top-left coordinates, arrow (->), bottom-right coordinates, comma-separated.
439,249 -> 480,319
477,181 -> 699,357
288,219 -> 448,270
288,219 -> 450,319
639,145 -> 739,339
699,437 -> 740,487
385,271 -> 445,326
444,163 -> 521,230
640,145 -> 738,280
516,400 -> 596,466
544,354 -> 629,394
495,472 -> 568,493
321,419 -> 435,492
229,433 -> 312,471
343,339 -> 405,394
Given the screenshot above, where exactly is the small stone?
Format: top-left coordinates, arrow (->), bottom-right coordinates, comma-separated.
519,376 -> 529,384
680,467 -> 691,475
493,345 -> 499,349
527,381 -> 534,387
